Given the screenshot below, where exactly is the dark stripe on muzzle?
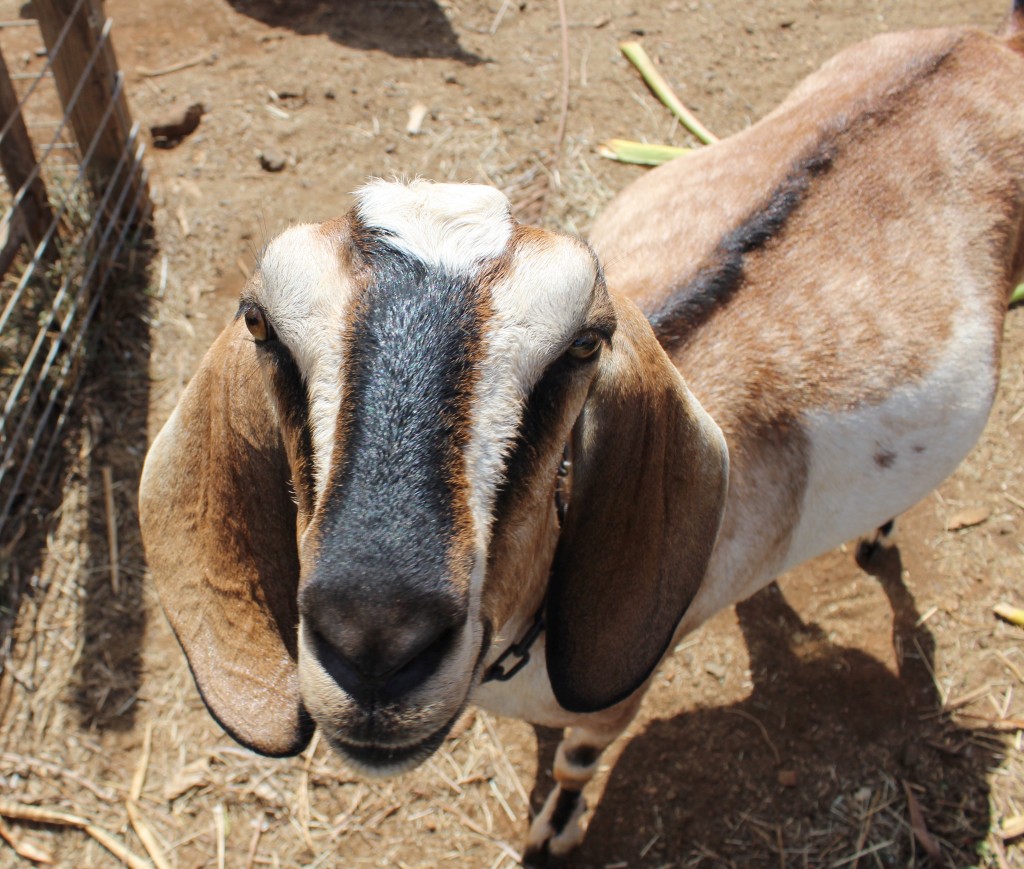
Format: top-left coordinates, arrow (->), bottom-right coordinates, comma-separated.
316,245 -> 483,601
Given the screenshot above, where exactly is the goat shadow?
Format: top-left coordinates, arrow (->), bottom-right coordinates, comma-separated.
226,0 -> 484,64
534,547 -> 1002,867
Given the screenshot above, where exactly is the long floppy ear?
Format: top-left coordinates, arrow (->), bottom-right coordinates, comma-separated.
545,298 -> 729,713
139,317 -> 313,756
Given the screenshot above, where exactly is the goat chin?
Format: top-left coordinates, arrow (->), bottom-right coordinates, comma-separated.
140,8 -> 1024,862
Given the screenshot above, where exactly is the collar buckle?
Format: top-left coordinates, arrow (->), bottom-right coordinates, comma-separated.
482,608 -> 545,683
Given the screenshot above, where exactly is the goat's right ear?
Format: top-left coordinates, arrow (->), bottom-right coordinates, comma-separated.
545,298 -> 729,714
139,317 -> 313,756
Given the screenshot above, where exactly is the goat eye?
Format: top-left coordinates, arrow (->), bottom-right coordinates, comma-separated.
244,305 -> 270,342
567,330 -> 602,361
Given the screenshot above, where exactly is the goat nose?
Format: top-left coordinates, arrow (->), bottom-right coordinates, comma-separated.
302,593 -> 462,703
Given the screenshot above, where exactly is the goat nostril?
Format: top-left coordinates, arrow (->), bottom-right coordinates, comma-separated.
309,623 -> 458,703
381,626 -> 456,700
309,628 -> 367,690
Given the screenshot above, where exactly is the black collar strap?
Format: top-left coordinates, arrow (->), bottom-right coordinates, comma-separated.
482,606 -> 545,682
481,445 -> 571,684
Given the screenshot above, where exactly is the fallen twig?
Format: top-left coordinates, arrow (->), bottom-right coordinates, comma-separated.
1000,815 -> 1024,841
620,41 -> 718,145
138,52 -> 211,78
994,603 -> 1024,627
597,138 -> 692,165
0,817 -> 54,864
901,780 -> 942,861
101,466 -> 119,594
214,803 -> 226,869
722,708 -> 781,764
126,804 -> 170,869
127,723 -> 170,869
0,801 -> 151,869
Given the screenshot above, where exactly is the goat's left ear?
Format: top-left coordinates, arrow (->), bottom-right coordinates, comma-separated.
139,318 -> 312,756
545,297 -> 729,713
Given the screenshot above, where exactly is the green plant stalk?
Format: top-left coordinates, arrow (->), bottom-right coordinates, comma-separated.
1011,283 -> 1024,305
620,41 -> 718,146
597,139 -> 692,166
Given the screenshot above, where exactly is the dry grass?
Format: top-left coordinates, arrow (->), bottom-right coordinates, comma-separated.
1,0 -> 1022,866
1,257 -> 1020,869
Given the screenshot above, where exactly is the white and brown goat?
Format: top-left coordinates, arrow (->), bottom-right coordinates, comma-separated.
139,7 -> 1024,863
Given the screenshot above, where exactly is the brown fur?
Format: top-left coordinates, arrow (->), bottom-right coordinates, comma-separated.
138,319 -> 310,756
592,30 -> 1024,424
545,298 -> 728,712
590,25 -> 1024,606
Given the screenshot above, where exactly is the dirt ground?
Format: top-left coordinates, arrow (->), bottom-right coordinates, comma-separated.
1,0 -> 1022,866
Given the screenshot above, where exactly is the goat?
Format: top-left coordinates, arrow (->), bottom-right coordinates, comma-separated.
139,6 -> 1024,863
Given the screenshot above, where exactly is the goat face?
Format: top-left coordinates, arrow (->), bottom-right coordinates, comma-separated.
139,180 -> 728,772
280,183 -> 610,773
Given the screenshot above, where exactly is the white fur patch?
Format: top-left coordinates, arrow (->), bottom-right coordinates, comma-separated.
355,179 -> 514,274
255,224 -> 354,498
463,233 -> 600,578
784,306 -> 997,571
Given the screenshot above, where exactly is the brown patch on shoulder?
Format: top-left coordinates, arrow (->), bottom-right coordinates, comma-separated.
725,413 -> 810,580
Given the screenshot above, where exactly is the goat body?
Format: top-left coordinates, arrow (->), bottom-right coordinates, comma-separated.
591,21 -> 1024,637
139,9 -> 1024,863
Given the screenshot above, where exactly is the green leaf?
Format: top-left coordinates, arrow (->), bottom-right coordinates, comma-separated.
619,41 -> 718,146
597,139 -> 692,166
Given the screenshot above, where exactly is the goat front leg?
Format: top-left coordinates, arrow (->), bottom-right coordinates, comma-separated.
523,699 -> 642,865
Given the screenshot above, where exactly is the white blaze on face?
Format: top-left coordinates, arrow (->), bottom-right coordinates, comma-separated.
355,179 -> 602,574
464,232 -> 602,586
355,178 -> 515,272
256,224 -> 356,498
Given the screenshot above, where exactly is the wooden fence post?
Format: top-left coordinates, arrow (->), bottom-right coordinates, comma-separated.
0,46 -> 54,263
33,0 -> 147,216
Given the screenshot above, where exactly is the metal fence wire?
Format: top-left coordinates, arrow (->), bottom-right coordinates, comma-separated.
0,0 -> 149,552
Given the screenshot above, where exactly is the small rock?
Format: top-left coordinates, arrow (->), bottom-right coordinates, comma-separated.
259,149 -> 286,172
777,770 -> 798,788
705,661 -> 727,680
151,103 -> 206,149
406,102 -> 428,135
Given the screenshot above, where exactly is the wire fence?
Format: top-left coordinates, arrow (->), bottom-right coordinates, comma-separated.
0,0 -> 149,555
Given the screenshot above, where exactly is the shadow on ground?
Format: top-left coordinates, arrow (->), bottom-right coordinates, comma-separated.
556,549 -> 1002,867
68,237 -> 155,732
227,0 -> 484,63
0,199 -> 155,738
